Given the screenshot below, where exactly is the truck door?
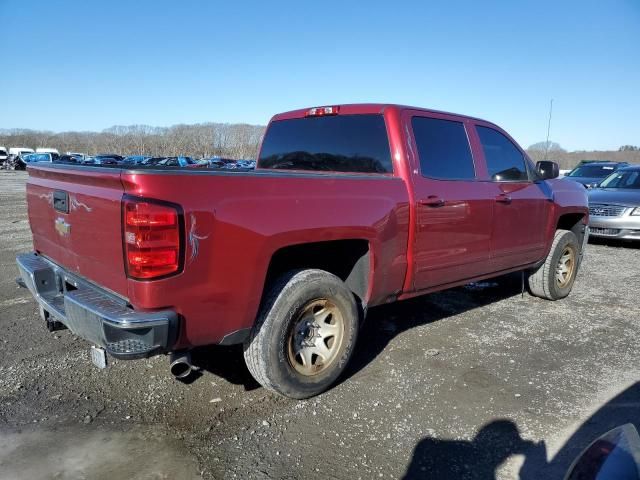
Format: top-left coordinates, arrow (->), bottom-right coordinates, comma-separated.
407,113 -> 495,291
472,123 -> 551,270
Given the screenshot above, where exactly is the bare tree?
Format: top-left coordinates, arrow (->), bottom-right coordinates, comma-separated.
0,122 -> 265,159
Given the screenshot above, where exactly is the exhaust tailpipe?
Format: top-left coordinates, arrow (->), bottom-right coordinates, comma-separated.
169,351 -> 193,380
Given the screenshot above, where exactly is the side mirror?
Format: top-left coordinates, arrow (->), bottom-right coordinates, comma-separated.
536,161 -> 560,180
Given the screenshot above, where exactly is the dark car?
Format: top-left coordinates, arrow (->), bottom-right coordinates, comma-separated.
57,154 -> 82,163
588,165 -> 640,240
121,155 -> 151,165
93,154 -> 124,165
564,161 -> 630,188
141,156 -> 201,167
205,157 -> 238,168
140,157 -> 168,166
157,156 -> 198,167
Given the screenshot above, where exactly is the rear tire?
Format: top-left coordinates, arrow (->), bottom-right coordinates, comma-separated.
243,269 -> 359,399
528,229 -> 580,300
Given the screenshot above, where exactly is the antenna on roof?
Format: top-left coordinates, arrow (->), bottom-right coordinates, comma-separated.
544,99 -> 553,161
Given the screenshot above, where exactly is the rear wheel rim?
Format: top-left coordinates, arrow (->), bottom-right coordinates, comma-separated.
287,299 -> 345,376
555,245 -> 576,288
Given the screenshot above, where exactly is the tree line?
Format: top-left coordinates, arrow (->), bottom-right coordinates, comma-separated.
526,142 -> 640,170
0,122 -> 266,160
1,124 -> 638,169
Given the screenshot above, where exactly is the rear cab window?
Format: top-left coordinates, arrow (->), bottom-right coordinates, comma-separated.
258,114 -> 393,174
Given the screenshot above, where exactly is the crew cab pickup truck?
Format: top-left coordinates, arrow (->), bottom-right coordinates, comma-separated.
15,104 -> 589,399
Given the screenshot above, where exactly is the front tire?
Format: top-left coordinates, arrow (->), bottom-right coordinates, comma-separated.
528,229 -> 580,300
243,269 -> 359,399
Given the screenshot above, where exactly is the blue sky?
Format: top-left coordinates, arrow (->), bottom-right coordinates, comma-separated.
1,0 -> 638,150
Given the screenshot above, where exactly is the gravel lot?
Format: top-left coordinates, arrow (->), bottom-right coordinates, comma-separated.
1,170 -> 639,479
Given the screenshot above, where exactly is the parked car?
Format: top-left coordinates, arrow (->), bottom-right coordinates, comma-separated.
15,103 -> 588,399
587,165 -> 640,241
564,161 -> 630,188
77,155 -> 123,166
13,152 -> 54,170
121,155 -> 151,165
36,148 -> 60,156
57,154 -> 82,164
8,147 -> 35,164
156,156 -> 198,167
0,146 -> 8,165
66,152 -> 87,162
91,154 -> 124,165
236,159 -> 256,169
140,156 -> 168,166
206,157 -> 238,168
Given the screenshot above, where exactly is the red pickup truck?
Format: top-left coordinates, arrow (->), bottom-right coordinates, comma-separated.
16,104 -> 589,399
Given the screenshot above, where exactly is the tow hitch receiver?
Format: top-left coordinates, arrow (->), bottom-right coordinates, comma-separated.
90,346 -> 108,369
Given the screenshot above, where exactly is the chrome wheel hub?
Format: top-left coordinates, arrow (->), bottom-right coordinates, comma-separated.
556,246 -> 576,288
287,299 -> 344,376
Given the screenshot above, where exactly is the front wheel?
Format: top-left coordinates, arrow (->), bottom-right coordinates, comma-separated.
528,229 -> 580,300
243,269 -> 359,399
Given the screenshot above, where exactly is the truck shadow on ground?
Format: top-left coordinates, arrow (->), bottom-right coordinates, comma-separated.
342,272 -> 524,385
188,344 -> 261,390
186,273 -> 524,391
402,381 -> 640,479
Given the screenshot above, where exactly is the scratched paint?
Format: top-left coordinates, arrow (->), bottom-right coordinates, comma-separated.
188,213 -> 209,264
70,195 -> 92,212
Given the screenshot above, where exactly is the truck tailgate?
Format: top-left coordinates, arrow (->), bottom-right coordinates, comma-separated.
26,166 -> 128,297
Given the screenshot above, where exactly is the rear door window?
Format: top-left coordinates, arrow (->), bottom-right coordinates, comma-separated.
412,117 -> 475,180
259,114 -> 392,173
476,126 -> 529,181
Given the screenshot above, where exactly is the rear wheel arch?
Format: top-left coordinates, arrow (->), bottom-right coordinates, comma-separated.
262,239 -> 372,307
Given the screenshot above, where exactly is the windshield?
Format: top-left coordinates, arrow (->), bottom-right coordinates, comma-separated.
599,170 -> 640,189
259,114 -> 393,173
568,165 -> 616,178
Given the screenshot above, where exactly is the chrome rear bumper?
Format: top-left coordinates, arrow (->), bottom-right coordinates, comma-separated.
16,252 -> 178,359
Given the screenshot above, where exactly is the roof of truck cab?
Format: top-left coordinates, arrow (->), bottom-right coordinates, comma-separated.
271,103 -> 498,126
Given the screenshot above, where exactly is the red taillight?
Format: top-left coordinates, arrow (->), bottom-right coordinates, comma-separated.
305,106 -> 339,117
123,198 -> 183,279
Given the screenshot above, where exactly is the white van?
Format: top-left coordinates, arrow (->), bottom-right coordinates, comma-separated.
0,146 -> 7,163
36,148 -> 60,155
9,147 -> 35,158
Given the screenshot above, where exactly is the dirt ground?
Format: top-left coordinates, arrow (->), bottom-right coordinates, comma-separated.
1,170 -> 639,480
